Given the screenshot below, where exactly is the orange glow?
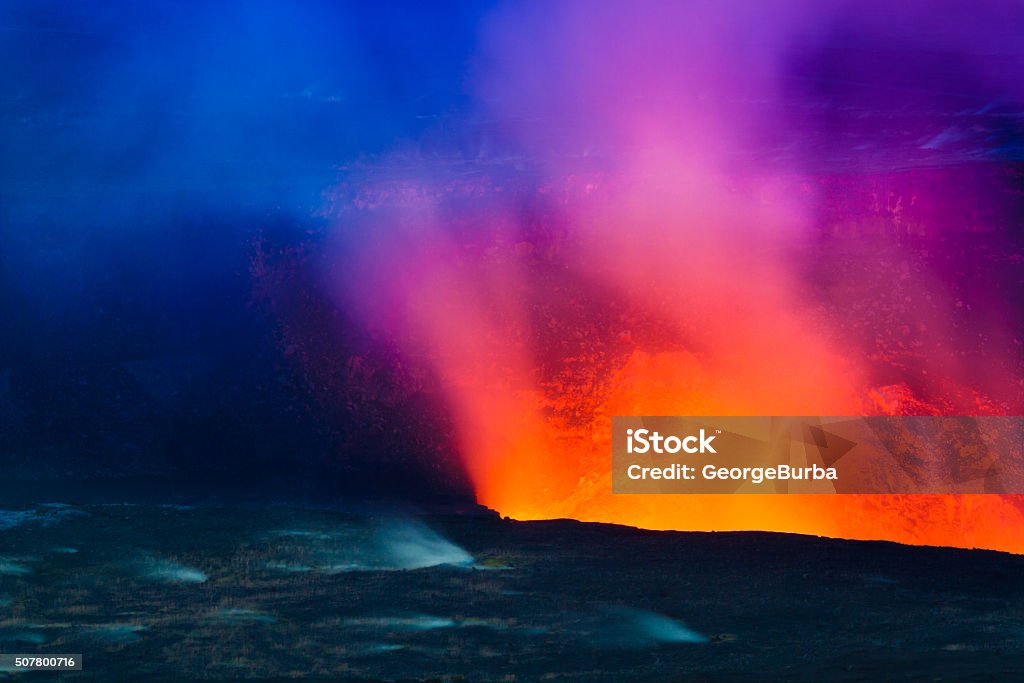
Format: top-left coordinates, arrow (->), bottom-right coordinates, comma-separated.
465,348 -> 1024,555
349,167 -> 1024,556
329,0 -> 1024,555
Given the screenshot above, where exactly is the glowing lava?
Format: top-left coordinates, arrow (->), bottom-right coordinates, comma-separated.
327,0 -> 1024,554
331,169 -> 1024,555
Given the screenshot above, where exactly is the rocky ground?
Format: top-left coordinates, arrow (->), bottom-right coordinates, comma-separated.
0,503 -> 1022,681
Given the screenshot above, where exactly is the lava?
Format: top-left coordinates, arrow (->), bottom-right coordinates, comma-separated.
324,167 -> 1023,554
318,0 -> 1024,553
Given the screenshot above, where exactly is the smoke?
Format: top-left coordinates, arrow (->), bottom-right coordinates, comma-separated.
3,1 -> 1021,548
0,2 -> 496,494
335,1 -> 1024,550
134,557 -> 208,583
0,0 -> 490,366
267,518 -> 474,572
584,607 -> 707,648
0,0 -> 487,220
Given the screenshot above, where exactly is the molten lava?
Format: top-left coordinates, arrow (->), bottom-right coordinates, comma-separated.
319,0 -> 1024,554
326,162 -> 1024,555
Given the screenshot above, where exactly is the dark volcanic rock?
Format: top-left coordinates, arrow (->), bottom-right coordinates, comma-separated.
0,504 -> 1021,681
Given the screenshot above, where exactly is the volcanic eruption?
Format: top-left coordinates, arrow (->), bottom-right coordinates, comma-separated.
268,0 -> 1024,553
